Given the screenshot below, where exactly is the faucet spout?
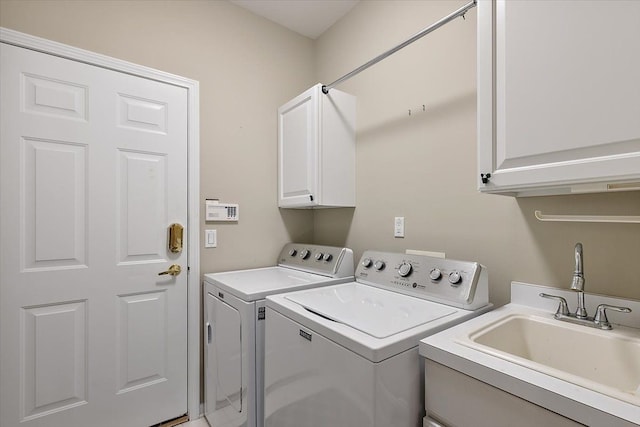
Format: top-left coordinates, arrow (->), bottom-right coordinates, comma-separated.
571,242 -> 587,318
571,242 -> 584,291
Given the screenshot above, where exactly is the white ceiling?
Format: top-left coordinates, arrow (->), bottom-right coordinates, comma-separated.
230,0 -> 360,39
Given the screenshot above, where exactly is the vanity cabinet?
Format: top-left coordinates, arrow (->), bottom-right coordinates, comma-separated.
477,0 -> 640,196
278,83 -> 356,208
424,360 -> 586,427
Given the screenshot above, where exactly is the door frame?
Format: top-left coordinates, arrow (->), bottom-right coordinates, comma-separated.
0,27 -> 201,420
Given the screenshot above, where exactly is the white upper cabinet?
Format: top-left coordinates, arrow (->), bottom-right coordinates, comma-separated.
477,0 -> 640,196
278,83 -> 356,208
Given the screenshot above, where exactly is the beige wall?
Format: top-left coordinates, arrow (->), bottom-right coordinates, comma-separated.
2,0 -> 639,308
0,0 -> 316,275
313,0 -> 640,306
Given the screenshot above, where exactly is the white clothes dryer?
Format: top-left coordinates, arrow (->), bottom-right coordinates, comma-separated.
203,243 -> 354,427
264,250 -> 492,427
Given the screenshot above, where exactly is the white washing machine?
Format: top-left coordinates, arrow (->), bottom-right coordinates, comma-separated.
264,250 -> 492,427
203,243 -> 354,427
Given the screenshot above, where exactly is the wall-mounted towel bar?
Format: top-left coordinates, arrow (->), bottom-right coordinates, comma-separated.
322,0 -> 477,94
534,210 -> 640,224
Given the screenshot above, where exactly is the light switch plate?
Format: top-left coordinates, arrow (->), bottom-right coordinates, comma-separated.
394,216 -> 405,238
205,229 -> 217,248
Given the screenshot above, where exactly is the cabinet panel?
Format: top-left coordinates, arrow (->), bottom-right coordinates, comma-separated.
478,0 -> 640,196
279,89 -> 317,205
425,360 -> 584,427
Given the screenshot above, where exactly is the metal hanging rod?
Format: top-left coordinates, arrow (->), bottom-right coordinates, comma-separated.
322,0 -> 477,94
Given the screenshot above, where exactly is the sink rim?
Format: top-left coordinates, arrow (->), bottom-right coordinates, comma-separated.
456,312 -> 640,407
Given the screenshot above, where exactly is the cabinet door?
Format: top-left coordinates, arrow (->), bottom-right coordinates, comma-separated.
478,0 -> 640,195
278,86 -> 319,207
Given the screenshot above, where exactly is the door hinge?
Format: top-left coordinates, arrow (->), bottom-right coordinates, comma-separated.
480,173 -> 491,184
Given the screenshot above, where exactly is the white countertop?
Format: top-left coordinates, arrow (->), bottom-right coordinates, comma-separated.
419,282 -> 640,426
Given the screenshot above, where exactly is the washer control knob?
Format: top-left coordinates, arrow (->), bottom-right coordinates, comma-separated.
315,252 -> 324,261
322,253 -> 333,262
429,268 -> 442,281
374,260 -> 386,271
299,249 -> 310,260
362,258 -> 373,268
398,262 -> 412,277
288,249 -> 297,257
448,271 -> 462,285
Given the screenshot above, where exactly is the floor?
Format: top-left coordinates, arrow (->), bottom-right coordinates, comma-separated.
177,418 -> 209,427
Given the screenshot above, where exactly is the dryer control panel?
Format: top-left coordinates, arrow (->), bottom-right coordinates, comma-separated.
355,251 -> 489,310
278,243 -> 354,279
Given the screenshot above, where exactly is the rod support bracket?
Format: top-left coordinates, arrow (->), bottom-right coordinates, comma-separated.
321,85 -> 329,94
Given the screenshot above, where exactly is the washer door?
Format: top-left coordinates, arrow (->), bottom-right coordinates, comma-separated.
213,294 -> 243,412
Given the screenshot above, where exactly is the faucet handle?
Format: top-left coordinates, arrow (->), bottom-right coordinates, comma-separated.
539,293 -> 570,316
594,304 -> 632,330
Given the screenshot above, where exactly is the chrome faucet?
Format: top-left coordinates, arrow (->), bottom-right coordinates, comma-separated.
540,242 -> 632,330
571,243 -> 587,319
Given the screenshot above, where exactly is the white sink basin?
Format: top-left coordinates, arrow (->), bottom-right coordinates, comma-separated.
460,313 -> 640,406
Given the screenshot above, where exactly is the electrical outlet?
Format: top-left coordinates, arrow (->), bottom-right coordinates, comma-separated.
394,217 -> 405,238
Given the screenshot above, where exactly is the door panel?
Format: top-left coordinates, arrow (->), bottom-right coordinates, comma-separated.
21,301 -> 87,421
117,150 -> 167,264
117,291 -> 168,392
23,138 -> 87,270
22,72 -> 88,121
1,43 -> 188,427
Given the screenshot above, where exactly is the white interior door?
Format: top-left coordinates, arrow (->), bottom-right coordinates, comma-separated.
1,42 -> 188,427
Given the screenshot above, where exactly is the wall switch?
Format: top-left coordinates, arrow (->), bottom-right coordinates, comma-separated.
205,229 -> 217,248
394,217 -> 405,238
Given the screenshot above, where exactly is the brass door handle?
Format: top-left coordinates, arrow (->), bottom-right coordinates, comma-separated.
158,264 -> 181,276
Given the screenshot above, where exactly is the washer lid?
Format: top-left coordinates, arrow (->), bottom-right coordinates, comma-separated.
285,283 -> 456,338
204,267 -> 349,301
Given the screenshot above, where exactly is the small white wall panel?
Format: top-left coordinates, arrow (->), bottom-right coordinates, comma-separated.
117,291 -> 167,393
22,73 -> 87,121
118,94 -> 167,134
23,138 -> 87,271
21,301 -> 87,420
117,150 -> 166,264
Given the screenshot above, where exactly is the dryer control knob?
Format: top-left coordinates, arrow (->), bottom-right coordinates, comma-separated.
429,268 -> 442,281
374,260 -> 386,271
314,252 -> 324,261
398,262 -> 412,277
322,253 -> 333,262
289,249 -> 297,257
448,271 -> 462,285
362,258 -> 373,268
300,249 -> 310,260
